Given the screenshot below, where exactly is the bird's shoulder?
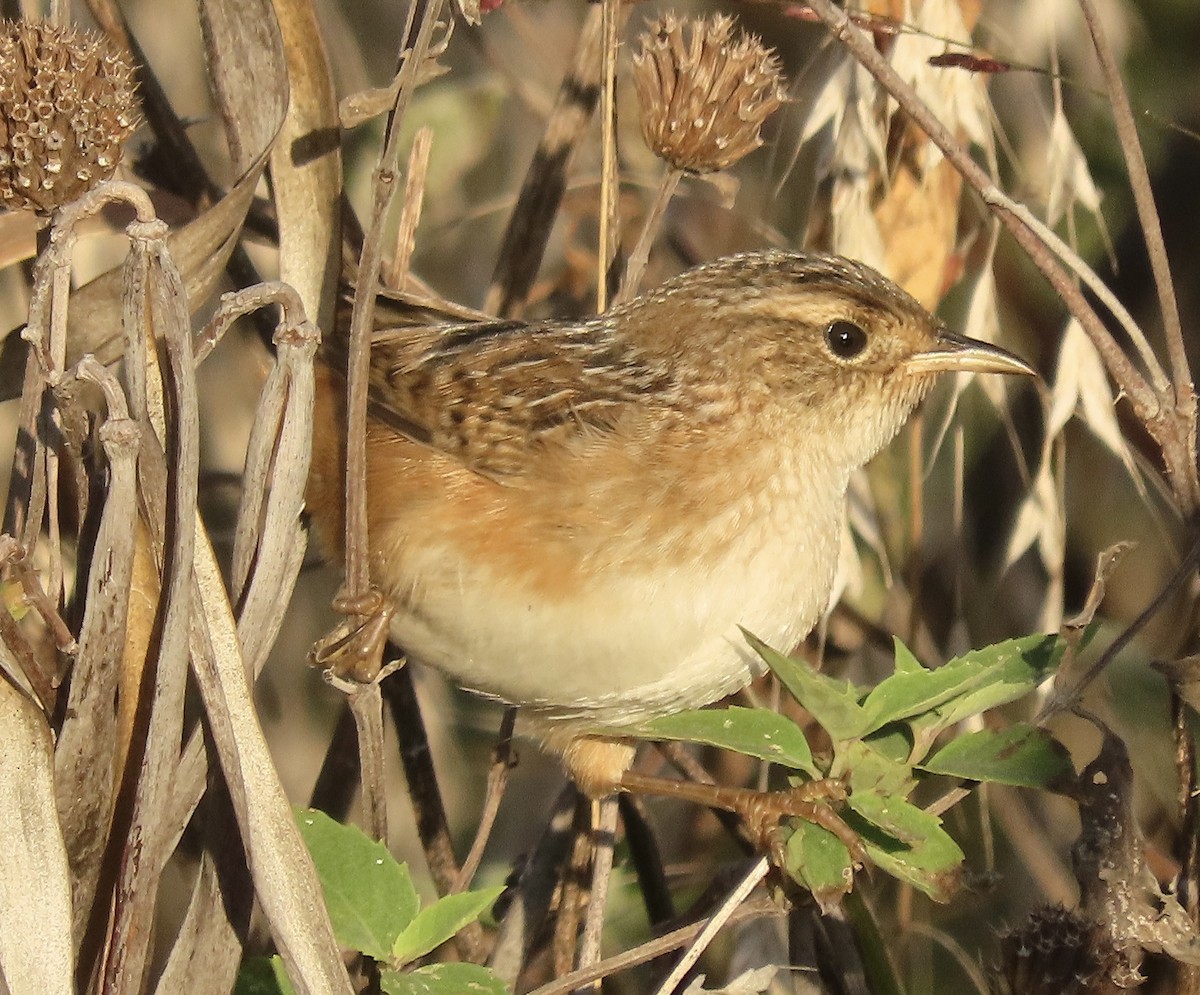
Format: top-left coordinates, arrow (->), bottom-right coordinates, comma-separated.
359,316 -> 678,479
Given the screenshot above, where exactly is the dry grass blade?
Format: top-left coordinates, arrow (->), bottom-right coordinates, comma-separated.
217,285 -> 319,671
52,357 -> 139,945
651,858 -> 770,995
0,676 -> 73,995
103,212 -> 199,995
485,4 -> 621,318
270,0 -> 342,332
187,533 -> 354,995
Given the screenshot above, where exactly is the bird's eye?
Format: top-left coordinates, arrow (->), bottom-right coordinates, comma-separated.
825,320 -> 869,360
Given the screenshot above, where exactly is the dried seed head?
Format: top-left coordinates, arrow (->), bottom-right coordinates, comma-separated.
992,905 -> 1139,995
0,20 -> 140,214
631,13 -> 784,174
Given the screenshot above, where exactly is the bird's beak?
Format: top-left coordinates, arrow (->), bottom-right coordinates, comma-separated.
904,329 -> 1037,377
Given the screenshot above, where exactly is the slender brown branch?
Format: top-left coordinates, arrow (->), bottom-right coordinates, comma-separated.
1040,532 -> 1200,721
451,708 -> 515,894
1076,0 -> 1188,400
526,896 -> 781,995
801,1 -> 1170,434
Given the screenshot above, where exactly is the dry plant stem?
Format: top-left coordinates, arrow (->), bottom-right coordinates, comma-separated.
451,708 -> 516,894
1041,532 -> 1200,719
1076,0 -> 1187,399
104,215 -> 199,995
0,541 -> 54,708
616,167 -> 682,306
344,0 -> 443,597
577,796 -> 620,983
527,898 -> 780,995
52,358 -> 138,944
802,0 -> 1199,513
596,0 -> 621,312
340,0 -> 444,842
486,5 -> 616,317
651,857 -> 770,995
9,553 -> 75,655
555,798 -> 593,978
1172,688 -> 1200,924
349,686 -> 388,839
155,286 -> 320,844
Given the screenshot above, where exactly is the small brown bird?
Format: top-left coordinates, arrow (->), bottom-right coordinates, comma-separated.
307,249 -> 1033,819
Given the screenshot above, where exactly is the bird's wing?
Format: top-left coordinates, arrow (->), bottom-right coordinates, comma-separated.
337,317 -> 675,480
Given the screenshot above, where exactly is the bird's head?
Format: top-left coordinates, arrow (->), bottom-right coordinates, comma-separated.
619,249 -> 1035,468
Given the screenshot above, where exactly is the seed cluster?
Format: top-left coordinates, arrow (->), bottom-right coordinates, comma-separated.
0,20 -> 140,214
631,13 -> 784,174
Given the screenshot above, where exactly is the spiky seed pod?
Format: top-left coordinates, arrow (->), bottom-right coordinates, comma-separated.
992,905 -> 1140,995
631,12 -> 784,174
0,20 -> 140,214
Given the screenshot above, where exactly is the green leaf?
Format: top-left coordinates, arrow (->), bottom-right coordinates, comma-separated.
838,739 -> 916,797
743,629 -> 869,741
639,706 -> 819,776
919,724 -> 1073,789
234,957 -> 295,995
296,808 -> 420,960
926,635 -> 1064,732
379,963 -> 509,995
892,638 -> 923,674
860,650 -> 990,735
846,791 -> 929,845
856,810 -> 964,903
392,886 -> 505,966
784,820 -> 854,912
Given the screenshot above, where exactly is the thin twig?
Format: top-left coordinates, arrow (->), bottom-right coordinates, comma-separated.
802,0 -> 1198,510
651,857 -> 770,995
576,796 -> 620,987
526,896 -> 781,995
616,167 -> 682,306
596,0 -> 621,313
384,126 -> 433,290
338,0 -> 445,845
1040,532 -> 1200,721
1075,0 -> 1188,403
452,709 -> 515,894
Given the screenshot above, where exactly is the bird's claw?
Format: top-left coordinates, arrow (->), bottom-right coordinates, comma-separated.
310,585 -> 396,684
742,779 -> 868,871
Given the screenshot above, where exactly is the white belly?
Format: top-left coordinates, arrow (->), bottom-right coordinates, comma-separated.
389,488 -> 844,730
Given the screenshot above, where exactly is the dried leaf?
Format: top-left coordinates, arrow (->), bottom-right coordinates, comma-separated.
0,678 -> 73,995
270,0 -> 342,332
1050,318 -> 1142,489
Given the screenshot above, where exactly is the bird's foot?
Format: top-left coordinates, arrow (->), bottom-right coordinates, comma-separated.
737,779 -> 867,870
310,586 -> 396,684
617,770 -> 866,870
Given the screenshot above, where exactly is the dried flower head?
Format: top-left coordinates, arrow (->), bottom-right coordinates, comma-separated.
0,20 -> 140,214
992,905 -> 1138,995
631,13 -> 784,174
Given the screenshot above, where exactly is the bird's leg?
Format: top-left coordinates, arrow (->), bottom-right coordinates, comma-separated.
310,585 -> 396,682
558,736 -> 865,869
617,770 -> 867,870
